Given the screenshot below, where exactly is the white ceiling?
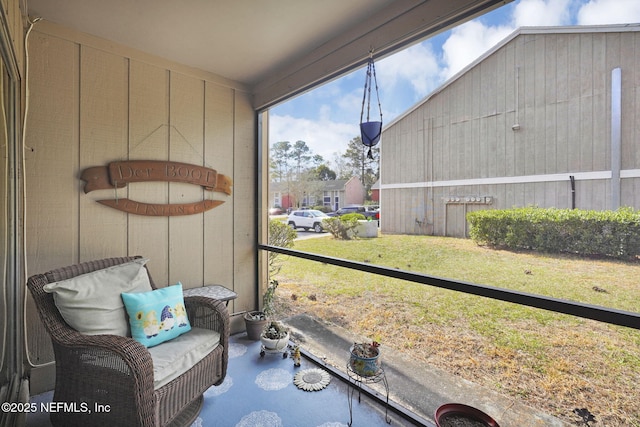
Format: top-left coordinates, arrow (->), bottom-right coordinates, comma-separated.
26,0 -> 508,108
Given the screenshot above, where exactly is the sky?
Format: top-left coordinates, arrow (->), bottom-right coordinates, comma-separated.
269,0 -> 640,165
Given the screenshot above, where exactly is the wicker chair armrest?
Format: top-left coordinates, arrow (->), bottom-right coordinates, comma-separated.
50,332 -> 156,425
183,296 -> 229,330
59,332 -> 154,384
183,296 -> 230,382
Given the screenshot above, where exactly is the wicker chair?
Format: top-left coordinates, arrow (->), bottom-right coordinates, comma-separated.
27,256 -> 229,427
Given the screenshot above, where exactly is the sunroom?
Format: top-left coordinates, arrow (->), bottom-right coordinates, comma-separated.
1,0 -> 638,426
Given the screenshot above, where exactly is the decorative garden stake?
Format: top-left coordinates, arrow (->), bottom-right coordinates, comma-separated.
360,49 -> 383,160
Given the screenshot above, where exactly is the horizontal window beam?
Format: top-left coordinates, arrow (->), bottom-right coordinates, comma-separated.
259,244 -> 640,330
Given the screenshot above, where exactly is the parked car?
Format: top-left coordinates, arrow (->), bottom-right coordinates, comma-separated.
269,207 -> 284,215
327,205 -> 379,221
287,209 -> 328,233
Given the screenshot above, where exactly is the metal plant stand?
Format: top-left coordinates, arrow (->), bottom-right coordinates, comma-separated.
346,363 -> 390,426
259,345 -> 289,358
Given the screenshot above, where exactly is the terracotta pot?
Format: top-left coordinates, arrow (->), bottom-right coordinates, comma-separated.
243,312 -> 268,341
434,403 -> 500,427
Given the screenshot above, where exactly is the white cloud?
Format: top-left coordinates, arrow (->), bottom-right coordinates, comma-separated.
577,0 -> 640,24
377,43 -> 440,99
440,20 -> 514,79
269,114 -> 358,163
512,0 -> 572,27
336,86 -> 365,122
440,0 -> 575,80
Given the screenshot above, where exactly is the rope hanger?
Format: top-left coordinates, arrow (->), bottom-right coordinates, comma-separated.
359,49 -> 383,160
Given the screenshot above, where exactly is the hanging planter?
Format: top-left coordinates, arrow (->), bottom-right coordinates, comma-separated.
360,50 -> 383,160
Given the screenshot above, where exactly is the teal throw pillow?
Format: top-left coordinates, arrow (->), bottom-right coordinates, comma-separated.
121,282 -> 191,348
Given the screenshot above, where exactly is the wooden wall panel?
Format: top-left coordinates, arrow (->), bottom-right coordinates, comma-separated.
203,82 -> 235,303
620,33 -> 639,171
24,22 -> 254,377
232,91 -> 257,316
168,72 -> 205,287
24,32 -> 80,369
382,28 -> 640,237
409,112 -> 421,183
621,178 -> 638,208
24,32 -> 79,274
79,46 -> 129,261
128,61 -> 170,282
555,35 -> 569,176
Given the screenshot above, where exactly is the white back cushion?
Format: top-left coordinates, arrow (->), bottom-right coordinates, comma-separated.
43,258 -> 152,336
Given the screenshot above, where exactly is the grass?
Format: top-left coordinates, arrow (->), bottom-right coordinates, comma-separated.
273,234 -> 640,426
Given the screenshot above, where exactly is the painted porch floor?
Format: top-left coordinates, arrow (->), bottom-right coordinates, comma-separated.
26,332 -> 418,427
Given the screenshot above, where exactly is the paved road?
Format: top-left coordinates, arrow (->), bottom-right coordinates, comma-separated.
270,216 -> 331,241
294,230 -> 331,240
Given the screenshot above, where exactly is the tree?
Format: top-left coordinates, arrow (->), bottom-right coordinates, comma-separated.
332,152 -> 352,180
311,164 -> 337,181
291,140 -> 312,179
269,140 -> 328,207
270,141 -> 292,182
342,136 -> 379,200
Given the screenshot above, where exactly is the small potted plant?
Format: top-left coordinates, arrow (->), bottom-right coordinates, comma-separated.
243,279 -> 278,340
349,341 -> 381,377
243,310 -> 268,340
260,320 -> 290,352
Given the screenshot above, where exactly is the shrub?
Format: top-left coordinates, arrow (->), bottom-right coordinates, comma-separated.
268,218 -> 297,275
341,213 -> 366,221
467,207 -> 640,259
322,213 -> 364,240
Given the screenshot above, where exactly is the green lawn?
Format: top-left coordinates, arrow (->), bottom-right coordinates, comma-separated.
274,234 -> 640,426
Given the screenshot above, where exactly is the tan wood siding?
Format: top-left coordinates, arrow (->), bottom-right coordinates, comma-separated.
79,46 -> 129,261
128,61 -> 170,281
24,22 -> 255,379
381,28 -> 640,237
204,82 -> 236,312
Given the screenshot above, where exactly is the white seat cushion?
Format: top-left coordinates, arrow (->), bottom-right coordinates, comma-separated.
148,327 -> 220,390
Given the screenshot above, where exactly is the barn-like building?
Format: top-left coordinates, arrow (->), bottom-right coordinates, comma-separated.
380,24 -> 640,237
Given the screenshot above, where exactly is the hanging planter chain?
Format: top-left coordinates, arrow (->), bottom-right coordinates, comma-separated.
360,50 -> 383,160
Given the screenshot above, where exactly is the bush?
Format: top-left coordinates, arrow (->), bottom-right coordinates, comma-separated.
341,213 -> 366,221
467,207 -> 640,259
322,213 -> 365,240
268,219 -> 297,275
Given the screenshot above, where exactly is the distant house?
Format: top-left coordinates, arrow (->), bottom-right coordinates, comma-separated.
270,177 -> 365,211
371,179 -> 380,202
381,24 -> 640,238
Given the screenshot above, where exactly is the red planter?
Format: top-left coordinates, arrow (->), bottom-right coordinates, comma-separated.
434,403 -> 500,427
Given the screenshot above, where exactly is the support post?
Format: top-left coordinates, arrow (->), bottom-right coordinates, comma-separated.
611,67 -> 621,210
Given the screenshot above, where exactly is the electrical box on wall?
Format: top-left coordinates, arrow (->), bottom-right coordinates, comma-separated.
444,196 -> 493,204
